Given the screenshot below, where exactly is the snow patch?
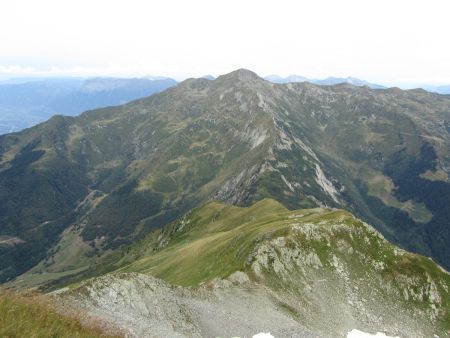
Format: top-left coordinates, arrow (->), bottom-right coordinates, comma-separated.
347,329 -> 400,338
253,333 -> 274,338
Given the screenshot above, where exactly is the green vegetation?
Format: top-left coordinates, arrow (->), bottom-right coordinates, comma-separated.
1,69 -> 450,286
363,168 -> 433,223
420,168 -> 449,182
0,292 -> 119,337
109,199 -> 449,335
119,199 -> 450,297
119,199 -> 291,285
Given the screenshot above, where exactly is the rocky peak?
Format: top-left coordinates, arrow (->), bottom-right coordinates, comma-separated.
216,68 -> 263,83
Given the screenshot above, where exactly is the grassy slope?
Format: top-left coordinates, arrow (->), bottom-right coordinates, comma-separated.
0,292 -> 119,338
119,199 -> 450,291
60,198 -> 448,337
111,199 -> 450,335
0,73 -> 278,282
119,199 -> 290,285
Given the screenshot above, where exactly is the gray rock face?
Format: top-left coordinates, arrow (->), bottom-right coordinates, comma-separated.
246,228 -> 446,337
63,273 -> 317,338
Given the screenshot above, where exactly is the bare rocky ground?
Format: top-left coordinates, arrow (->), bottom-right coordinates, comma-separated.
57,268 -> 443,338
60,272 -> 318,338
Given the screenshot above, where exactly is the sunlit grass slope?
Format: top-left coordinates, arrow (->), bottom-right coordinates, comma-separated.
0,292 -> 119,338
119,199 -> 291,285
118,198 -> 450,299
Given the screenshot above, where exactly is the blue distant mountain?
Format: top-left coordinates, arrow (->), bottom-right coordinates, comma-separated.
0,77 -> 177,134
265,74 -> 308,83
423,85 -> 450,95
201,75 -> 216,80
265,74 -> 385,89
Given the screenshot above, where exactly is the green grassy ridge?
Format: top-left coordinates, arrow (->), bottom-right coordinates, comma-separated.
58,198 -> 448,337
117,199 -> 450,295
109,198 -> 450,335
117,199 -> 294,285
0,292 -> 120,337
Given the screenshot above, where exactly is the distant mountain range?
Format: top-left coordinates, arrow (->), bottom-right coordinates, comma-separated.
423,85 -> 450,95
265,74 -> 450,94
265,74 -> 386,89
200,74 -> 216,80
0,77 -> 178,134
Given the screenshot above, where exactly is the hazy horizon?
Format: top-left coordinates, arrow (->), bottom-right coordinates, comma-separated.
1,0 -> 449,87
0,70 -> 447,91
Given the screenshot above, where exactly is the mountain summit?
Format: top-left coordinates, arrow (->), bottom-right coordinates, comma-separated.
0,69 -> 449,287
217,68 -> 262,81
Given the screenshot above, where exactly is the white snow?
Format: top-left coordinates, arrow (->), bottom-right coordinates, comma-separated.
347,329 -> 400,338
253,333 -> 274,338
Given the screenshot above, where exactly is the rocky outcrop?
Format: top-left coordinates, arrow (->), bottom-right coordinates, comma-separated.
62,273 -> 317,338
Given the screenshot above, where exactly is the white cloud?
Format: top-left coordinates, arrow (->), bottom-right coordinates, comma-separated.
0,0 -> 449,83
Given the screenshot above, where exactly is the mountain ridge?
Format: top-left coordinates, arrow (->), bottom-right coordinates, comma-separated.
0,69 -> 449,287
54,199 -> 450,337
264,73 -> 386,89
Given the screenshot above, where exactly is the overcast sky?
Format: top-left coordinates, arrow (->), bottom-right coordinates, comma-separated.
0,0 -> 449,85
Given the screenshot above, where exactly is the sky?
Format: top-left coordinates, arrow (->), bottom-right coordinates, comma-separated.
0,0 -> 449,85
